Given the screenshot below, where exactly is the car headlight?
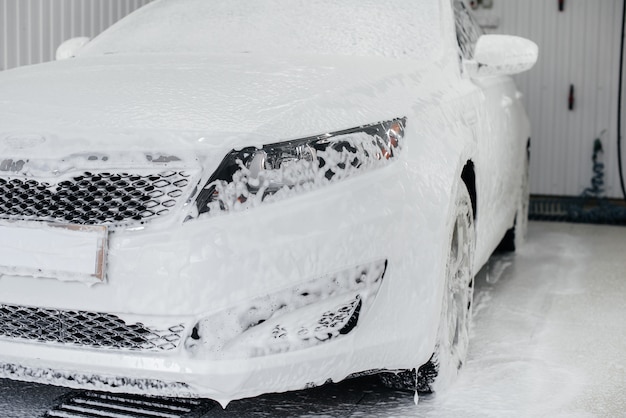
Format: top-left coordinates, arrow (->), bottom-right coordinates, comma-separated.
195,118 -> 406,217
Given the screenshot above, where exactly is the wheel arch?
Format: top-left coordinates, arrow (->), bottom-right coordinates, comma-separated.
461,160 -> 477,220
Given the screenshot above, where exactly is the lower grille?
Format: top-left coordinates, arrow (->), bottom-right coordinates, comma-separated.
0,304 -> 185,352
0,171 -> 192,227
45,392 -> 213,418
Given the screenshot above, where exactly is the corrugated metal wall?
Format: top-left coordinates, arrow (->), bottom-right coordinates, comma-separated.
0,0 -> 151,71
474,0 -> 624,198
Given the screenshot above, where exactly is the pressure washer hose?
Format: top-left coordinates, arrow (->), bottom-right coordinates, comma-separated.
618,0 -> 626,200
581,132 -> 606,198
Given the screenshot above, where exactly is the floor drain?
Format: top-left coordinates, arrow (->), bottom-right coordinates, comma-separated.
44,391 -> 215,418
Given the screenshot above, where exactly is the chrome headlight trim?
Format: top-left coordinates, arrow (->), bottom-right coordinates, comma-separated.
195,118 -> 406,217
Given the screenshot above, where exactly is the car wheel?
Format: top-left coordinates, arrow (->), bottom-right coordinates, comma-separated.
497,152 -> 530,252
379,182 -> 475,393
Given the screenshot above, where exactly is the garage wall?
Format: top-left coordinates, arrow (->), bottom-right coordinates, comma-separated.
0,0 -> 151,71
473,0 -> 625,198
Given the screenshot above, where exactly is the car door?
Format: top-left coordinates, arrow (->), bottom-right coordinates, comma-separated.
453,0 -> 521,258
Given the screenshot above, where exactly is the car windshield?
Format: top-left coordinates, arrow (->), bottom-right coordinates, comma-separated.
80,0 -> 443,60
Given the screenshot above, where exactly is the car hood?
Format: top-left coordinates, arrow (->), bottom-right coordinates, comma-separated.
0,54 -> 439,158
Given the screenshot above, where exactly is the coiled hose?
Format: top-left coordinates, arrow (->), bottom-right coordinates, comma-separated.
580,131 -> 606,199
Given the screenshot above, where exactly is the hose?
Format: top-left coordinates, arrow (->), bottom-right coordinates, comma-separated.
581,131 -> 606,198
618,0 -> 626,200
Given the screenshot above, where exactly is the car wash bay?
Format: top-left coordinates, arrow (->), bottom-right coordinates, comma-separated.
1,221 -> 625,417
1,0 -> 626,416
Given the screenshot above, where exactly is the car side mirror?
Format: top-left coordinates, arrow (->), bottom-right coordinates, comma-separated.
464,34 -> 538,78
55,37 -> 91,60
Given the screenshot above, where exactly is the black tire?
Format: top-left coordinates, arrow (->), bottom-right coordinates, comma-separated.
379,182 -> 475,392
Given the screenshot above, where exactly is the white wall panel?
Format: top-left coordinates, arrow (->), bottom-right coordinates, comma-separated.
0,0 -> 151,71
474,0 -> 624,198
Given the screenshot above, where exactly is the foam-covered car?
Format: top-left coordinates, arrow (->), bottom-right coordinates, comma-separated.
0,0 -> 537,406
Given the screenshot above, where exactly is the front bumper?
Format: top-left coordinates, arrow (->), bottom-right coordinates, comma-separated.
0,259 -> 390,405
0,160 -> 450,403
0,329 -> 375,406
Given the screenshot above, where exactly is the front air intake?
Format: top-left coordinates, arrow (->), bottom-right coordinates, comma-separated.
0,303 -> 185,352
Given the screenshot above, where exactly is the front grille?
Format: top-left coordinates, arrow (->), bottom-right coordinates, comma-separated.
0,303 -> 185,352
0,171 -> 192,226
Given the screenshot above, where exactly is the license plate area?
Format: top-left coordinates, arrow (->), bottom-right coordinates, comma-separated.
0,221 -> 108,283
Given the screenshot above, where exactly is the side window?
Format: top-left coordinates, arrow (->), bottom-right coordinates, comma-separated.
453,0 -> 484,60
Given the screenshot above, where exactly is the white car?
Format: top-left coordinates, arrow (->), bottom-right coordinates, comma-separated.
0,0 -> 537,406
